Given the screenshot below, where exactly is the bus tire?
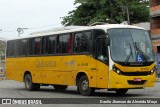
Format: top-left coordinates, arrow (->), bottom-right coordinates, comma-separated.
78,75 -> 94,96
24,74 -> 40,91
115,89 -> 128,95
53,85 -> 68,90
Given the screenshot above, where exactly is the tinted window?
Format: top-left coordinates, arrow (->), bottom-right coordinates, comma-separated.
16,40 -> 21,56
7,40 -> 21,57
28,38 -> 34,55
48,36 -> 56,54
57,34 -> 71,54
73,31 -> 91,53
21,39 -> 28,56
42,37 -> 48,54
97,39 -> 108,63
42,36 -> 56,55
34,38 -> 41,55
12,40 -> 19,56
7,41 -> 14,56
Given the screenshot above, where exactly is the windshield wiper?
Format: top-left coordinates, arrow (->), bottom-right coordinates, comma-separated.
134,42 -> 150,62
125,43 -> 133,64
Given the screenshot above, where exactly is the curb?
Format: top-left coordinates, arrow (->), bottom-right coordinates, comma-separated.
0,77 -> 5,80
156,78 -> 160,82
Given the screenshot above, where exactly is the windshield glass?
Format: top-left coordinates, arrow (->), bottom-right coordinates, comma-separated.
108,28 -> 154,63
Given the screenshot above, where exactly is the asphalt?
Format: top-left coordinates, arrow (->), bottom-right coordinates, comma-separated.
1,77 -> 160,82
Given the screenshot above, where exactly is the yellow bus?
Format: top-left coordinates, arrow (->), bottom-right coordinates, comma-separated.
6,24 -> 155,96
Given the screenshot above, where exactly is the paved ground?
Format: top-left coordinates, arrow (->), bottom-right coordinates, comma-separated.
0,79 -> 160,107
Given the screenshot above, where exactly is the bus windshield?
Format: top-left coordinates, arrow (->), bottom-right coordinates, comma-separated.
108,28 -> 154,63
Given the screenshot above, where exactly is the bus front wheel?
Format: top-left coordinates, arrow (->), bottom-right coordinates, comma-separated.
24,74 -> 40,91
115,89 -> 128,95
78,75 -> 94,96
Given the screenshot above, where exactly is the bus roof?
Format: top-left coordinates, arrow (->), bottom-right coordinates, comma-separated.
8,24 -> 145,41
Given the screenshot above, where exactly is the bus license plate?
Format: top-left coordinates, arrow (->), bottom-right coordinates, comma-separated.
134,78 -> 142,82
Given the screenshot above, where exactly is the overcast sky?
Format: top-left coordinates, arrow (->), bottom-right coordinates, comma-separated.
0,0 -> 76,40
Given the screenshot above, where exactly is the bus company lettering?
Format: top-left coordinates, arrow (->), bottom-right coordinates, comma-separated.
35,59 -> 56,68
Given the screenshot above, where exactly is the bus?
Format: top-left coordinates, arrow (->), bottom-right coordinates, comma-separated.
6,24 -> 155,96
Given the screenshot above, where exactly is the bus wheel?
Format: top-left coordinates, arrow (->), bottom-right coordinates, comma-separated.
24,74 -> 40,91
78,75 -> 94,96
53,85 -> 68,90
115,89 -> 128,95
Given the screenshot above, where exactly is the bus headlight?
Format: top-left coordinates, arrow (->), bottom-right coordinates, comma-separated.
150,69 -> 155,75
112,65 -> 122,75
116,70 -> 121,75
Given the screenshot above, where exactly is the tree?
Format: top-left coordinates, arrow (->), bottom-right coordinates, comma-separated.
61,0 -> 149,26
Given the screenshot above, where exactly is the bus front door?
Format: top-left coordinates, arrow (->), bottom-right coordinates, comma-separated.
96,38 -> 109,88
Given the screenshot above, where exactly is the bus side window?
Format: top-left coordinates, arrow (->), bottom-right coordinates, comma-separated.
7,41 -> 14,57
6,42 -> 10,57
28,38 -> 35,55
57,34 -> 70,54
34,38 -> 41,55
73,31 -> 91,53
41,37 -> 48,55
13,40 -> 19,56
16,40 -> 21,56
48,36 -> 56,54
21,39 -> 28,56
96,39 -> 108,63
67,34 -> 73,53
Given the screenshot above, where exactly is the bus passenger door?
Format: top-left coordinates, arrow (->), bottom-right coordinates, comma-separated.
96,38 -> 109,88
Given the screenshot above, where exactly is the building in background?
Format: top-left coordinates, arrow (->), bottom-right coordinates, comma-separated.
150,0 -> 160,54
0,40 -> 6,77
150,0 -> 160,78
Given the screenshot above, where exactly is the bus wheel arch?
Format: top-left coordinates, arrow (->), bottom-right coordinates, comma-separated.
23,71 -> 31,82
23,71 -> 40,91
76,72 -> 94,96
76,72 -> 87,86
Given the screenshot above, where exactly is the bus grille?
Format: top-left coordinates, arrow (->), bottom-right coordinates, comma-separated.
127,80 -> 146,85
121,72 -> 150,76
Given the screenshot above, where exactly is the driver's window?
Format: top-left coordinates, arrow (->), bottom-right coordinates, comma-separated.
97,39 -> 108,63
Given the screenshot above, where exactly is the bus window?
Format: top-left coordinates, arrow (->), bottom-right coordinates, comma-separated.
67,34 -> 73,53
57,34 -> 70,54
16,40 -> 21,56
7,41 -> 14,57
11,40 -> 20,56
28,38 -> 35,55
48,36 -> 56,54
41,37 -> 48,55
34,38 -> 41,55
21,39 -> 28,56
96,39 -> 108,63
6,42 -> 10,56
73,32 -> 91,53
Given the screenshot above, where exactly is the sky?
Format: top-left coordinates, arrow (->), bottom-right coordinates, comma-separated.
0,0 -> 76,40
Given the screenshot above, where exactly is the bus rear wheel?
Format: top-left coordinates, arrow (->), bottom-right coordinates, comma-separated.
24,74 -> 40,91
78,75 -> 94,96
115,89 -> 128,95
53,85 -> 68,90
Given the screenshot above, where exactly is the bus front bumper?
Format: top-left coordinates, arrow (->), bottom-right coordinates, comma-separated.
108,71 -> 156,89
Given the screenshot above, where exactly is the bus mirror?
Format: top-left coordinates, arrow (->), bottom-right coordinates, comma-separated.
106,33 -> 110,45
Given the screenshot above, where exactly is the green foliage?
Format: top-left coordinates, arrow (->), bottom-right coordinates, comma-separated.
61,0 -> 149,26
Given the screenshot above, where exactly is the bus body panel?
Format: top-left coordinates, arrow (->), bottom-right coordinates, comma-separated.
6,55 -> 155,89
6,55 -> 107,88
